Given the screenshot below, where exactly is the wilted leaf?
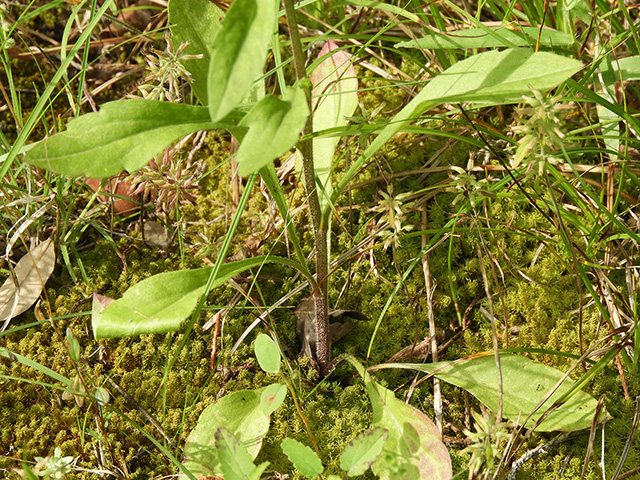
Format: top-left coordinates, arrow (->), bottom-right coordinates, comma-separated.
0,238 -> 56,328
310,40 -> 358,210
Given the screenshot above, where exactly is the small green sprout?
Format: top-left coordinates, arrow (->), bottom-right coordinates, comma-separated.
34,447 -> 75,479
371,184 -> 414,251
462,408 -> 511,480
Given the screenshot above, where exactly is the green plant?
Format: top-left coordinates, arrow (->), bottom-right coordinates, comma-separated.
9,0 -> 638,478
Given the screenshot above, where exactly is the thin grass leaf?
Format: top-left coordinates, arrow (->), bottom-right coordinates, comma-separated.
396,26 -> 574,49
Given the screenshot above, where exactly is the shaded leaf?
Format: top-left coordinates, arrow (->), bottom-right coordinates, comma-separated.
348,357 -> 452,480
260,383 -> 287,416
236,87 -> 309,177
207,0 -> 277,121
255,333 -> 281,374
310,40 -> 358,210
340,427 -> 388,477
0,238 -> 55,328
92,256 -> 270,338
24,100 -> 231,178
169,0 -> 224,105
386,353 -> 601,431
184,388 -> 270,477
396,26 -> 574,49
281,438 -> 324,478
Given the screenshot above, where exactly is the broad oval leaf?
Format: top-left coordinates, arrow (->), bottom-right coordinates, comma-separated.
281,438 -> 324,478
92,256 -> 270,338
236,87 -> 309,177
184,388 -> 270,478
255,334 -> 281,374
310,40 -> 358,211
386,353 -> 601,432
396,26 -> 574,50
339,427 -> 388,477
24,100 -> 226,178
169,0 -> 224,105
0,238 -> 56,327
348,357 -> 452,480
207,0 -> 277,121
260,383 -> 287,416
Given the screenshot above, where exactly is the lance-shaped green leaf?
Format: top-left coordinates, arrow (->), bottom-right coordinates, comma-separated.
340,427 -> 388,477
207,0 -> 277,122
184,388 -> 270,478
236,87 -> 309,177
333,48 -> 583,203
382,353 -> 602,432
310,40 -> 358,211
24,100 -> 233,178
93,257 -> 268,338
215,428 -> 269,480
347,357 -> 452,480
281,438 -> 324,478
396,26 -> 574,50
169,0 -> 224,105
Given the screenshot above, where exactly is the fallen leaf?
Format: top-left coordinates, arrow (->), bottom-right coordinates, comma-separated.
0,238 -> 56,329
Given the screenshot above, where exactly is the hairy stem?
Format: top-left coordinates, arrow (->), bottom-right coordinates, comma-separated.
283,0 -> 331,374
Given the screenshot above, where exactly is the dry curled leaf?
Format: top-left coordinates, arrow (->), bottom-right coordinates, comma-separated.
0,238 -> 56,329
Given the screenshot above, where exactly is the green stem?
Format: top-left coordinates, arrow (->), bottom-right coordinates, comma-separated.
282,0 -> 331,374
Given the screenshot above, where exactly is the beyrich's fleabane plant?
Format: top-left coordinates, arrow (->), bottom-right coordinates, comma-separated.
510,87 -> 572,177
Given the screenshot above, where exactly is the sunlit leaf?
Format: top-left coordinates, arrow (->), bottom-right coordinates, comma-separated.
383,353 -> 602,431
92,257 -> 270,338
235,87 -> 309,177
396,26 -> 574,49
260,383 -> 287,416
169,0 -> 224,105
348,357 -> 452,480
340,427 -> 388,477
0,238 -> 55,328
207,0 -> 277,121
184,388 -> 270,477
24,101 -> 231,178
281,438 -> 324,478
255,334 -> 281,374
